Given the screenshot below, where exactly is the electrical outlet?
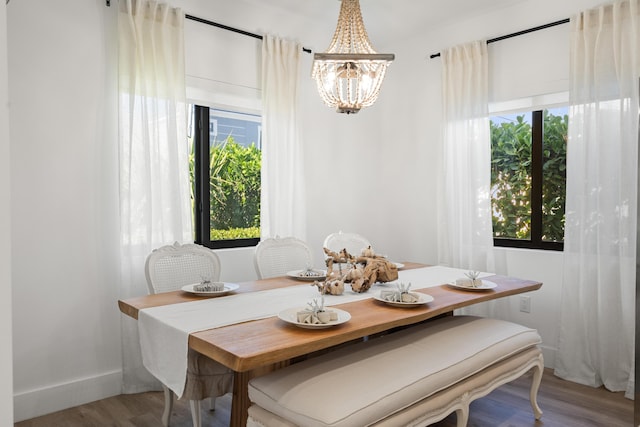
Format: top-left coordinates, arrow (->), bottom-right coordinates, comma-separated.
519,296 -> 531,313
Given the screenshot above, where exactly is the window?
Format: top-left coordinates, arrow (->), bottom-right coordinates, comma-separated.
190,105 -> 262,249
490,107 -> 568,250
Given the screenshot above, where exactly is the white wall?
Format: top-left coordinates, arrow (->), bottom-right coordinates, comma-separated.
1,1 -> 14,425
8,0 -> 122,421
7,0 -> 612,422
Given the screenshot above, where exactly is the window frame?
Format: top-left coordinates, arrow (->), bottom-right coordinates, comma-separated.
491,109 -> 565,252
192,105 -> 260,250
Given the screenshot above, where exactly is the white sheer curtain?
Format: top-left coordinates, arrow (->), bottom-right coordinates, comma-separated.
118,0 -> 192,392
437,41 -> 495,274
555,0 -> 639,398
260,34 -> 306,240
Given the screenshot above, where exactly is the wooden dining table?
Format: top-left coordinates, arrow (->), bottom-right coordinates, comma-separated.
118,262 -> 542,426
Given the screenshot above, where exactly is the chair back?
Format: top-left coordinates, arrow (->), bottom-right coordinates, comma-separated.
254,236 -> 314,279
323,231 -> 371,257
145,242 -> 221,294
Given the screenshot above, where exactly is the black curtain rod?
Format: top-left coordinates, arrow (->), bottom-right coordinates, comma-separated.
429,18 -> 570,59
185,14 -> 312,54
105,1 -> 311,54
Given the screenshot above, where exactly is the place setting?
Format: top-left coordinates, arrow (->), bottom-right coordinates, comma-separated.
181,276 -> 239,297
373,282 -> 434,307
278,296 -> 351,329
286,266 -> 327,281
447,271 -> 498,291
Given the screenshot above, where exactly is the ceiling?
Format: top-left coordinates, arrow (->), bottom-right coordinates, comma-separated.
258,0 -> 527,43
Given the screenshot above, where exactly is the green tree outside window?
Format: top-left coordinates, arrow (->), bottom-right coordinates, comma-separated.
490,109 -> 567,244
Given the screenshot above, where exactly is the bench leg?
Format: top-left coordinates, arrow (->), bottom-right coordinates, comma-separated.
455,404 -> 469,427
529,355 -> 544,420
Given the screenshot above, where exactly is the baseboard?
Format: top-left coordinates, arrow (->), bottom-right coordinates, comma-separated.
14,369 -> 122,422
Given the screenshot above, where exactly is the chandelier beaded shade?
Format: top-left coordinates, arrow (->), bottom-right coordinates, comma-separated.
311,0 -> 395,114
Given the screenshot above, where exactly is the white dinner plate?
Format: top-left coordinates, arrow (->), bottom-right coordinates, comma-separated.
393,262 -> 405,269
286,269 -> 327,281
447,280 -> 498,291
278,307 -> 351,329
181,282 -> 239,296
373,291 -> 434,307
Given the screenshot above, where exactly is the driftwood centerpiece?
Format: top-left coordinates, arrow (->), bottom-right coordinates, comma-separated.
312,246 -> 399,294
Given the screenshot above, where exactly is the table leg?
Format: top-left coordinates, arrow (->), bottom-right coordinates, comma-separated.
229,361 -> 292,427
230,370 -> 251,427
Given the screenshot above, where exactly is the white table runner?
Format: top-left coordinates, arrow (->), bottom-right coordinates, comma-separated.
138,265 -> 487,397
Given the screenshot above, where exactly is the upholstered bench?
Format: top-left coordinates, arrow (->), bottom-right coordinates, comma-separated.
246,315 -> 544,427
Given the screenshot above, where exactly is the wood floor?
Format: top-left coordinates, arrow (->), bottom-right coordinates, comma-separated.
15,368 -> 632,427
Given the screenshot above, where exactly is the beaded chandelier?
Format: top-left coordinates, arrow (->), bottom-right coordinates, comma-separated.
311,0 -> 395,114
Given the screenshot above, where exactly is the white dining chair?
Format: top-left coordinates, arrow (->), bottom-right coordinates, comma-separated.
323,231 -> 371,257
145,242 -> 233,427
254,236 -> 314,279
